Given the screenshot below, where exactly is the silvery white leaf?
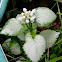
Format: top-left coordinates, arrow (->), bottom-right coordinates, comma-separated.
2,38 -> 11,51
2,38 -> 21,55
16,14 -> 22,19
23,32 -> 46,62
10,43 -> 21,55
40,30 -> 60,48
0,18 -> 27,36
17,33 -> 25,41
35,7 -> 57,27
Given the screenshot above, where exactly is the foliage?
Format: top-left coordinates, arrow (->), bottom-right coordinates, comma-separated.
0,0 -> 62,62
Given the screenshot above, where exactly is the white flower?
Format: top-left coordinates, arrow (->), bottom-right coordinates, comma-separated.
16,8 -> 36,24
25,11 -> 31,19
23,32 -> 46,62
29,10 -> 31,14
31,20 -> 34,23
23,16 -> 26,19
16,14 -> 26,24
30,16 -> 36,23
30,16 -> 36,21
26,19 -> 29,23
21,12 -> 24,16
25,11 -> 29,16
32,9 -> 36,13
23,8 -> 27,12
30,12 -> 33,16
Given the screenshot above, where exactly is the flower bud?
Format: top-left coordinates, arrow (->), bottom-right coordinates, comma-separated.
23,16 -> 26,19
29,11 -> 31,14
21,12 -> 24,16
25,11 -> 29,17
31,20 -> 34,23
32,9 -> 36,13
26,20 -> 29,23
23,8 -> 27,12
30,16 -> 36,21
30,12 -> 33,16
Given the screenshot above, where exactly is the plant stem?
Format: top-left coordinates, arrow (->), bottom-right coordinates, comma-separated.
29,21 -> 32,32
6,54 -> 14,59
9,56 -> 22,62
46,56 -> 62,62
56,0 -> 62,26
51,2 -> 57,10
47,42 -> 49,61
7,8 -> 18,13
45,56 -> 46,62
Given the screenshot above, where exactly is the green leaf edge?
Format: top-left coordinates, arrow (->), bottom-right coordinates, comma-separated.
35,7 -> 56,27
46,56 -> 62,62
9,38 -> 17,49
0,18 -> 28,36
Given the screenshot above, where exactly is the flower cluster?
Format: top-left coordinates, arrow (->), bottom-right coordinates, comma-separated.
17,8 -> 36,24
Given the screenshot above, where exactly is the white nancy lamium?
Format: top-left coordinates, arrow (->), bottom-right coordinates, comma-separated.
0,7 -> 60,62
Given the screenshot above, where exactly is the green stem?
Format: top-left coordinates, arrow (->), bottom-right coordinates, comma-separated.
51,2 -> 57,10
47,42 -> 49,61
7,8 -> 18,13
29,21 -> 32,32
46,56 -> 62,62
6,54 -> 14,59
56,0 -> 62,26
9,56 -> 22,62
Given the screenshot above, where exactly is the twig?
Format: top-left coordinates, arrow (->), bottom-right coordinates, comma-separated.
9,56 -> 22,62
51,2 -> 57,10
7,8 -> 18,13
47,42 -> 49,61
6,54 -> 14,59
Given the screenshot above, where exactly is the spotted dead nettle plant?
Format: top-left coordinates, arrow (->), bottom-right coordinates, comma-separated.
0,7 -> 60,62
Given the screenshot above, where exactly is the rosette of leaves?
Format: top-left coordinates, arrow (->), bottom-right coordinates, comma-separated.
0,7 -> 60,62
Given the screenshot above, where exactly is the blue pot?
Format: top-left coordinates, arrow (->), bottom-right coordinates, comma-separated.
0,45 -> 8,62
0,0 -> 8,22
